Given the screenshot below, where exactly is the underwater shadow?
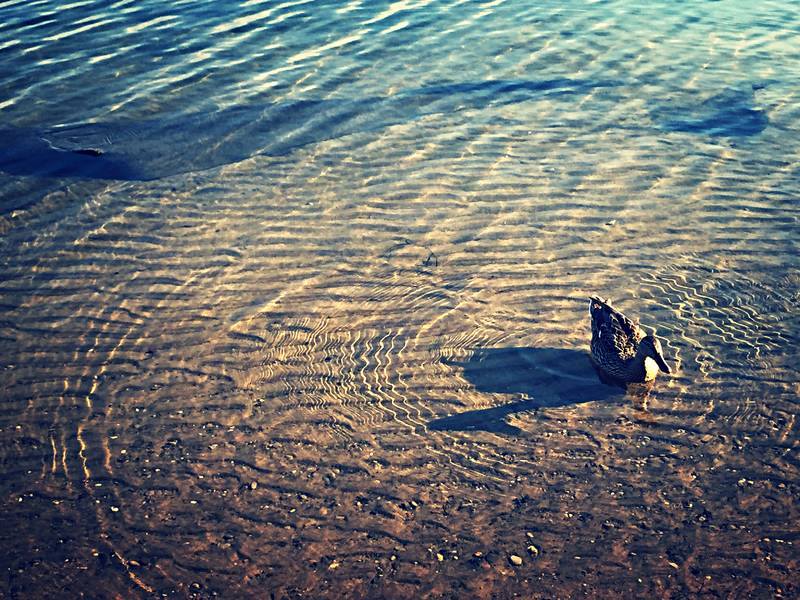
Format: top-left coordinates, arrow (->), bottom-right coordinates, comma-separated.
650,86 -> 768,137
429,347 -> 625,434
0,79 -> 768,182
0,78 -> 620,181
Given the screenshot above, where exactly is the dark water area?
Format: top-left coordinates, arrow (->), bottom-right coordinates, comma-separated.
0,79 -> 769,184
0,78 -> 619,182
651,87 -> 769,137
1,0 -> 799,598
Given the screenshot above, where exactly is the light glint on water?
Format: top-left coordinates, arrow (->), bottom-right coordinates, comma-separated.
0,1 -> 798,598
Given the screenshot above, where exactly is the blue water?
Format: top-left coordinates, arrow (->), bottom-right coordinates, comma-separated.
1,1 -> 797,132
1,1 -> 799,598
1,0 -> 798,192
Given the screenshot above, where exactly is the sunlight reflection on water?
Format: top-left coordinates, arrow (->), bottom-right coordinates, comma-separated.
0,0 -> 798,597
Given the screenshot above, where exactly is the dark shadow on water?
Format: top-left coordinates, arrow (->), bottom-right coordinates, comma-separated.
429,347 -> 627,434
0,78 -> 621,182
650,86 -> 768,137
0,78 -> 767,182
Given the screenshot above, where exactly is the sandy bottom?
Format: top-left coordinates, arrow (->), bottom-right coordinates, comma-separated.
1,113 -> 799,599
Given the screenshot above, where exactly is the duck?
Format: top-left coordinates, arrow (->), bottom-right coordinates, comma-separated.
589,296 -> 671,383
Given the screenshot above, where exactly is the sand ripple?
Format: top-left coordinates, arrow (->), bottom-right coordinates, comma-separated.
1,0 -> 799,597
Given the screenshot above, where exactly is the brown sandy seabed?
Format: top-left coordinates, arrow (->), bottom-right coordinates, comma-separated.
1,111 -> 799,598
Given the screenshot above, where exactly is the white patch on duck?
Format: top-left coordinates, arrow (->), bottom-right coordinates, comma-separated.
643,356 -> 660,382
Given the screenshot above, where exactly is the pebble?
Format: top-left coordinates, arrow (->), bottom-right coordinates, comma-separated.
436,553 -> 444,562
509,554 -> 523,566
527,545 -> 539,556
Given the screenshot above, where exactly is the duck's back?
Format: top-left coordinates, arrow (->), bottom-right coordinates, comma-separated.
590,298 -> 644,374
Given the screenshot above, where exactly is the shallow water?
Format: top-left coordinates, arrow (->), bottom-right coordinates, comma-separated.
1,0 -> 799,598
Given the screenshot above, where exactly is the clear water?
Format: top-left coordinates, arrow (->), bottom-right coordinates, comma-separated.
1,1 -> 799,597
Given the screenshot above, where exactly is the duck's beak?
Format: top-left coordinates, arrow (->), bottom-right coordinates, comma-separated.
653,350 -> 672,374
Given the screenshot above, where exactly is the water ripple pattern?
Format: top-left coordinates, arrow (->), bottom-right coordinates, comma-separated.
1,0 -> 799,598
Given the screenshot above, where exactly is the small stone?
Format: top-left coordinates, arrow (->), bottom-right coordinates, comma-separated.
250,481 -> 258,490
509,554 -> 523,566
328,560 -> 340,570
527,545 -> 539,556
110,506 -> 119,512
473,551 -> 483,557
668,561 -> 679,569
436,553 -> 444,562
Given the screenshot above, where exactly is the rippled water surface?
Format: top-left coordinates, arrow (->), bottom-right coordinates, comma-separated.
1,0 -> 799,597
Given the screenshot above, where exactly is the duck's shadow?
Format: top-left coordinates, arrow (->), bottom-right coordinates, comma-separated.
429,347 -> 638,434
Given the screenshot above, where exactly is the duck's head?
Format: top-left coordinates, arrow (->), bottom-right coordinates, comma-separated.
589,296 -> 608,318
639,335 -> 671,374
